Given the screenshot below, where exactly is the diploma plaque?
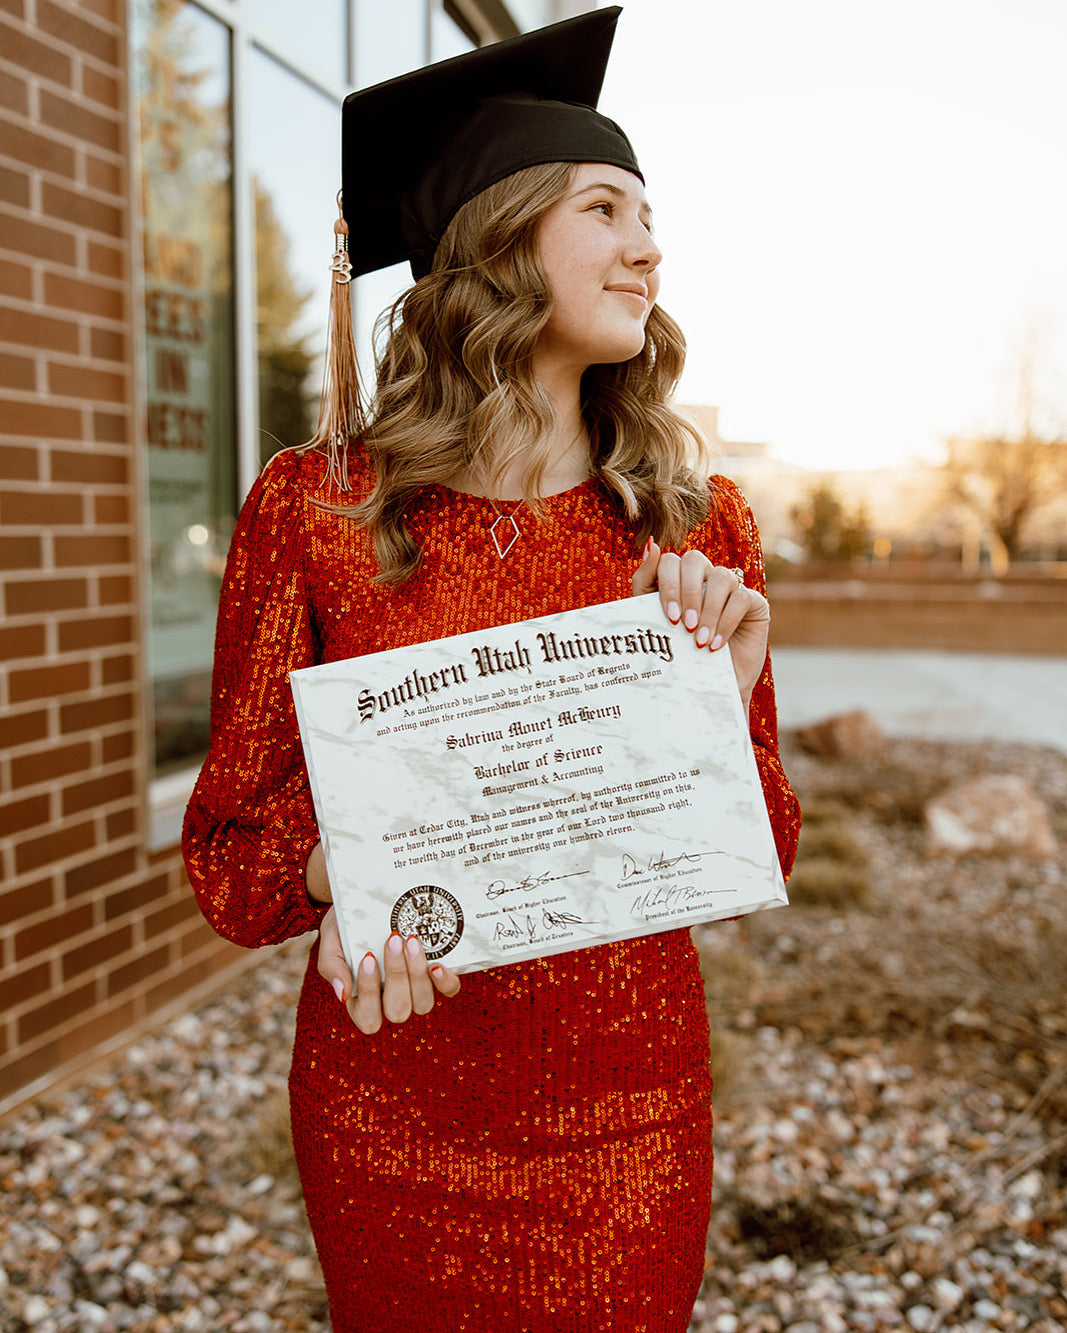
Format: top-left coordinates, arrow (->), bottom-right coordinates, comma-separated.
290,593 -> 787,974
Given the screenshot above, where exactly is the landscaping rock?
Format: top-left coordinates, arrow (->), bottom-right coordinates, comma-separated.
793,710 -> 888,762
925,773 -> 1058,858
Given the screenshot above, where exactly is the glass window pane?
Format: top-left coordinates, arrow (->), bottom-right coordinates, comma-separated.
507,1 -> 553,31
431,6 -> 474,61
249,52 -> 339,468
354,0 -> 426,87
251,0 -> 347,87
132,0 -> 235,776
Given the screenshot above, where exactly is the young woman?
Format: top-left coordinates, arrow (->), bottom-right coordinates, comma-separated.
184,11 -> 799,1331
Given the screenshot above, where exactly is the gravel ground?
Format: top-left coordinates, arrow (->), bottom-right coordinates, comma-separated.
2,735 -> 1065,1332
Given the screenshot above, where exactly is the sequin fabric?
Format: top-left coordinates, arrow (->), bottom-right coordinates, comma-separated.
183,446 -> 800,1333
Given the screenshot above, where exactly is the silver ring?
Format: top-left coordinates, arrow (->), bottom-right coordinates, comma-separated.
730,567 -> 745,587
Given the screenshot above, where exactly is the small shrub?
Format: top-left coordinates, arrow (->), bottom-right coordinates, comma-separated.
708,1029 -> 749,1104
244,1085 -> 299,1183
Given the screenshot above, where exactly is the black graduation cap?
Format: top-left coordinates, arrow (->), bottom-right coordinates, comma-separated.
341,6 -> 641,281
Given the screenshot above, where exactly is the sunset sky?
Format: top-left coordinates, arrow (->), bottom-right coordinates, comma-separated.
598,0 -> 1067,470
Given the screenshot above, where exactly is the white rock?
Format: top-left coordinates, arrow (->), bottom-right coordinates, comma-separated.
714,1317 -> 739,1333
972,1299 -> 1001,1320
22,1296 -> 51,1325
1008,1169 -> 1043,1200
931,1276 -> 965,1310
905,1306 -> 936,1332
925,774 -> 1057,858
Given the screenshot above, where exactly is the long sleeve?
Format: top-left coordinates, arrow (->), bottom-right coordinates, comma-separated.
695,476 -> 801,879
183,452 -> 328,947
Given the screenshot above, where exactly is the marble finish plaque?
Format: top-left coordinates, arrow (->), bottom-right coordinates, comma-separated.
290,593 -> 787,974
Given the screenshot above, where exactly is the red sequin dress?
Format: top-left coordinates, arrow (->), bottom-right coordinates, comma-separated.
184,445 -> 799,1333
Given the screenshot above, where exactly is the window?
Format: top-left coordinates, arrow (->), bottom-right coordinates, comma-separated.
132,0 -> 236,777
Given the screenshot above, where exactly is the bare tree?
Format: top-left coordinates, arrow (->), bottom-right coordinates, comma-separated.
942,316 -> 1067,572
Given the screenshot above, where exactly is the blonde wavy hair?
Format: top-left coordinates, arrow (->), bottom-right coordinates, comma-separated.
314,161 -> 712,584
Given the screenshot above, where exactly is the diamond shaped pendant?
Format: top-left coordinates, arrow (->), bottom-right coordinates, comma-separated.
489,511 -> 520,559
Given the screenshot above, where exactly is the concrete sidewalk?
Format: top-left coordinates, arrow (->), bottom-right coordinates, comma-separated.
770,648 -> 1067,756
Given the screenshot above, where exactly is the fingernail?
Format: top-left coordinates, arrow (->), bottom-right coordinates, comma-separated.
695,626 -> 710,647
667,601 -> 681,623
684,609 -> 698,631
406,934 -> 421,957
331,977 -> 346,1004
430,964 -> 444,977
387,933 -> 403,956
644,535 -> 653,556
361,952 -> 376,975
710,633 -> 724,651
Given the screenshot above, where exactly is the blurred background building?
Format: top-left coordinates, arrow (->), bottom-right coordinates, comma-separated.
0,0 -> 592,1115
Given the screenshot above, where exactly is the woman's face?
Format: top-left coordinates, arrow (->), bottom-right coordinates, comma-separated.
533,162 -> 662,376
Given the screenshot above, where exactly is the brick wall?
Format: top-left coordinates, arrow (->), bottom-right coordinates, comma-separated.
0,0 -> 249,1117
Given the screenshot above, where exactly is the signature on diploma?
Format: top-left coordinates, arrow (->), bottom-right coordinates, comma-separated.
486,868 -> 590,900
493,907 -> 587,944
619,849 -> 711,879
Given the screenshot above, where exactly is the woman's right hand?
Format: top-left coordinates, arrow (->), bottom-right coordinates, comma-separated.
317,907 -> 461,1035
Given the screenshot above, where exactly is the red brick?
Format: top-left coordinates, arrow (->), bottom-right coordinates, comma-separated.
0,256 -> 33,301
8,659 -> 90,703
0,0 -> 25,18
0,621 -> 45,660
74,0 -> 118,23
62,767 -> 135,816
0,1039 -> 65,1103
0,445 -> 38,480
18,979 -> 96,1043
0,533 -> 42,570
80,62 -> 120,111
145,950 -> 233,1012
0,708 -> 49,748
56,998 -> 138,1065
105,805 -> 136,840
0,353 -> 35,390
38,94 -> 121,157
0,489 -> 83,525
5,576 -> 88,616
0,117 -> 76,178
62,923 -> 132,980
10,740 -> 92,789
64,846 -> 137,900
0,306 -> 79,354
15,818 -> 96,873
91,409 -> 127,443
0,209 -> 76,265
37,0 -> 118,65
105,872 -> 169,923
87,241 -> 123,280
0,399 -> 83,440
54,532 -> 130,566
0,66 -> 28,116
0,961 -> 50,1013
50,449 -> 127,485
100,728 -> 134,762
0,792 -> 51,839
49,362 -> 127,404
89,326 -> 126,362
60,692 -> 132,733
0,876 -> 53,928
99,654 -> 135,686
57,613 -> 133,652
0,20 -> 73,84
107,943 -> 170,998
85,153 -> 122,197
144,895 -> 200,939
97,572 -> 132,602
0,159 -> 30,207
15,901 -> 93,962
43,271 -> 124,321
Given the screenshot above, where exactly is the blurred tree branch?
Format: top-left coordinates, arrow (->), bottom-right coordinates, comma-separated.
941,317 -> 1067,572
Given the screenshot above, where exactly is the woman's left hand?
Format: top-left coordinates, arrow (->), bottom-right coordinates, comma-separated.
632,540 -> 770,714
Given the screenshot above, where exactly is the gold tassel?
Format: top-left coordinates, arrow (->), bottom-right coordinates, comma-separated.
310,190 -> 364,492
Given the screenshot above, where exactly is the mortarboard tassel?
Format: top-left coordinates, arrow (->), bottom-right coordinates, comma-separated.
310,191 -> 364,492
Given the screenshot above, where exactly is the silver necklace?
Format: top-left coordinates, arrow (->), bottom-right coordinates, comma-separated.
488,499 -> 525,559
